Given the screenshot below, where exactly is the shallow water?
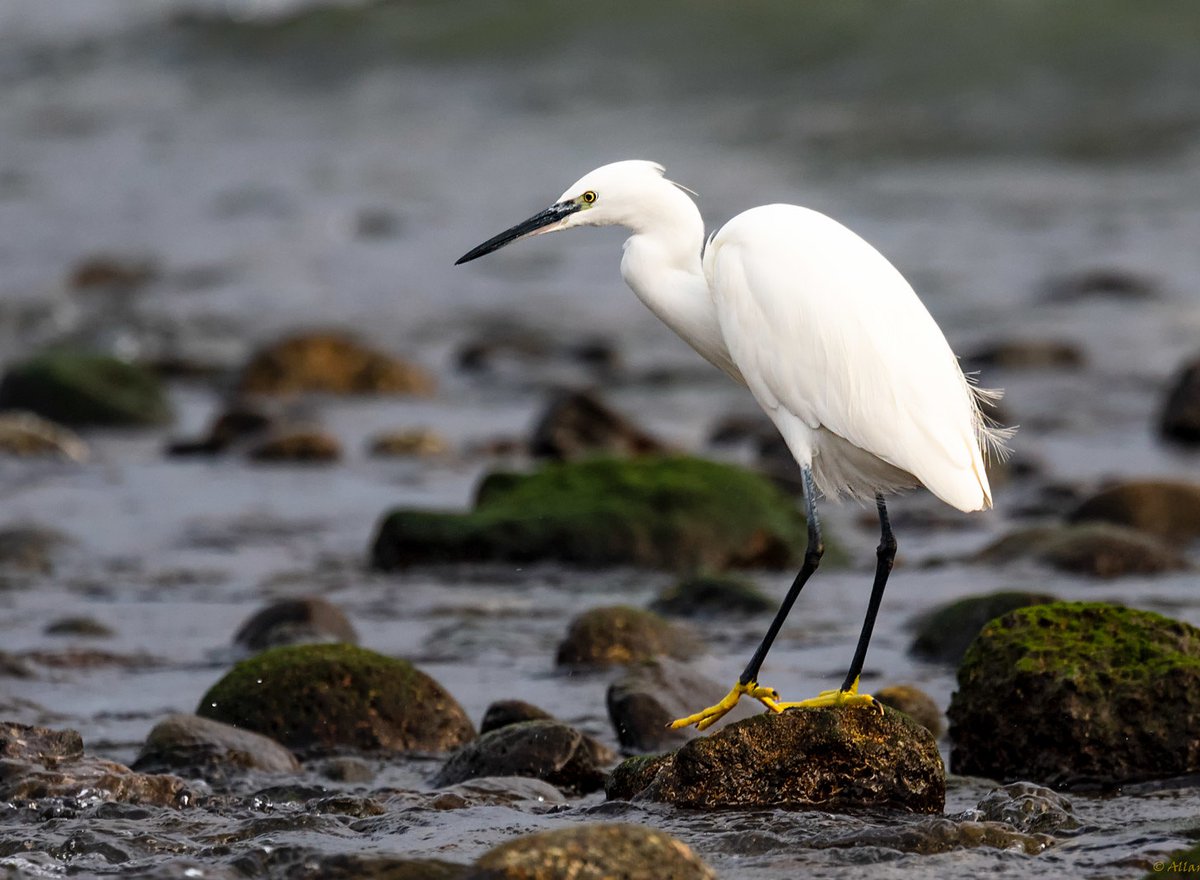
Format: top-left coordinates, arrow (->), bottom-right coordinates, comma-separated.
2,1 -> 1200,877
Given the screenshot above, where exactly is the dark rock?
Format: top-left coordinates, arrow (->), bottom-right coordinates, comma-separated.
972,781 -> 1081,834
371,456 -> 810,572
368,428 -> 449,458
948,602 -> 1200,786
0,525 -> 72,575
44,616 -> 114,638
874,684 -> 944,737
0,721 -> 190,807
0,351 -> 171,427
1161,355 -> 1200,445
231,846 -> 468,880
910,590 -> 1057,664
1069,480 -> 1200,543
0,411 -> 89,460
133,713 -> 300,778
975,523 -> 1187,578
197,644 -> 475,756
232,597 -> 358,653
606,657 -> 756,753
315,756 -> 374,783
166,402 -> 276,456
556,606 -> 699,668
479,700 -> 554,734
605,752 -> 673,800
469,823 -> 716,880
437,775 -> 568,809
434,719 -> 607,795
248,429 -> 342,463
68,254 -> 157,291
1044,268 -> 1158,302
237,332 -> 435,396
609,705 -> 944,812
529,389 -> 666,460
964,339 -> 1086,370
649,572 -> 772,617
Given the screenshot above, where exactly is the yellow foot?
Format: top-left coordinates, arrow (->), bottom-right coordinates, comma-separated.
669,680 -> 784,731
773,676 -> 883,715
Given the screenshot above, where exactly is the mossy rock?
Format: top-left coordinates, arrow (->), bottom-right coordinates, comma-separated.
611,705 -> 944,813
197,644 -> 475,756
910,590 -> 1057,664
948,602 -> 1200,786
0,352 -> 171,427
556,605 -> 699,667
471,823 -> 716,880
649,572 -> 773,617
371,456 -> 816,572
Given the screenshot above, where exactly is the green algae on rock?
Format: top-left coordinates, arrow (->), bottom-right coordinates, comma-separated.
197,644 -> 475,756
469,822 -> 716,880
0,352 -> 171,427
371,455 -> 811,571
555,605 -> 699,668
608,705 -> 945,813
910,590 -> 1057,664
949,602 -> 1200,786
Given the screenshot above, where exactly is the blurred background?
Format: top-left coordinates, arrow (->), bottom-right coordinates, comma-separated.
2,1 -> 1200,875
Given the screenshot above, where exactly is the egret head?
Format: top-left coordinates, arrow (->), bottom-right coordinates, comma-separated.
455,160 -> 674,264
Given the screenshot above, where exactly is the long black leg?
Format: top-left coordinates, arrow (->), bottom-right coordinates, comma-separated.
738,466 -> 823,687
839,493 -> 897,691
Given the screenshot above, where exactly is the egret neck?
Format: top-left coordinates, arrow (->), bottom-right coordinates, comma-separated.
617,187 -> 742,382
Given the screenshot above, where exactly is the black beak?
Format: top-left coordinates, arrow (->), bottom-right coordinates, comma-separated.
455,200 -> 580,265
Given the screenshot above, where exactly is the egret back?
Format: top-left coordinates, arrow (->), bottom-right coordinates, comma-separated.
705,204 -> 997,512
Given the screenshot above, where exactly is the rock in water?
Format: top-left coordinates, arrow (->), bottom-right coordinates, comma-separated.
910,590 -> 1057,665
197,644 -> 475,756
371,456 -> 811,572
949,602 -> 1200,786
479,700 -> 554,734
470,823 -> 716,880
529,389 -> 666,459
1160,355 -> 1200,445
975,523 -> 1187,578
555,606 -> 699,668
609,706 -> 944,813
0,352 -> 171,427
874,684 -> 944,737
434,719 -> 607,795
236,332 -> 435,396
134,713 -> 300,778
232,597 -> 358,653
1068,480 -> 1200,543
649,572 -> 773,617
0,411 -> 89,460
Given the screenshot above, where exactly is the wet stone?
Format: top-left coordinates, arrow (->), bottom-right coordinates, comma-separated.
479,699 -> 554,734
437,775 -> 568,809
1044,267 -> 1158,302
949,602 -> 1200,786
0,722 -> 191,808
44,616 -> 114,638
606,657 -> 756,753
433,719 -> 608,795
368,427 -> 450,458
0,351 -> 172,427
230,845 -> 468,880
232,596 -> 358,654
614,705 -> 945,813
529,389 -> 667,460
197,644 -> 475,756
0,525 -> 72,575
971,781 -> 1082,834
874,684 -> 944,737
315,756 -> 374,783
469,822 -> 716,880
1161,355 -> 1200,445
165,401 -> 276,456
975,523 -> 1187,578
133,713 -> 301,780
0,411 -> 89,461
555,605 -> 699,668
371,455 -> 808,572
964,338 -> 1086,370
248,428 -> 342,463
649,572 -> 773,617
236,331 -> 436,396
910,590 -> 1057,664
1068,480 -> 1200,543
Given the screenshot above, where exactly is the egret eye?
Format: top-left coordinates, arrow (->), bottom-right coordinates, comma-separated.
581,190 -> 597,204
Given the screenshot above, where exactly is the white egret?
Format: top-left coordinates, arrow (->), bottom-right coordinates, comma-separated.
456,160 -> 1010,731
